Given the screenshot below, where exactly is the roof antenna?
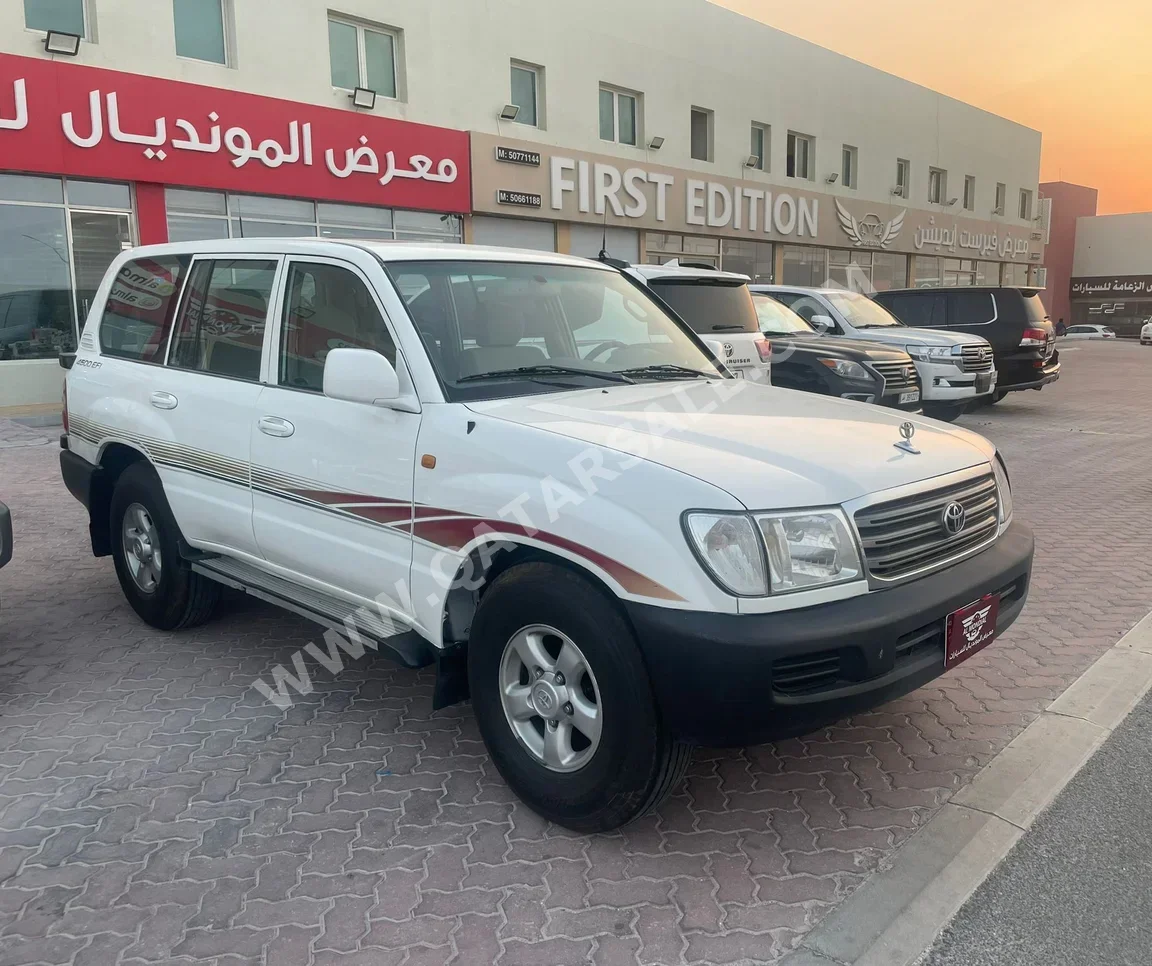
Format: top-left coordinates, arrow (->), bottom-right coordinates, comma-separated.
598,208 -> 609,260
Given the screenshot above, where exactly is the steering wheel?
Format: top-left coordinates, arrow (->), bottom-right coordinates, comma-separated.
584,340 -> 629,362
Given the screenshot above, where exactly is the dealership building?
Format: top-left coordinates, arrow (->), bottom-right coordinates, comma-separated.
0,0 -> 1044,416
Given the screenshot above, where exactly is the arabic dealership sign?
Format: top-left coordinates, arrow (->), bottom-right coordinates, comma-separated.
1070,275 -> 1152,298
0,52 -> 470,212
470,133 -> 1042,260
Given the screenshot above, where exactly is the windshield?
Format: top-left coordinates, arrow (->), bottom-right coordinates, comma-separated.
647,278 -> 761,334
384,260 -> 725,400
825,291 -> 906,329
751,295 -> 814,335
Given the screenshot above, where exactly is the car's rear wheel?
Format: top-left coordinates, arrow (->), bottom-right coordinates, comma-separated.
110,462 -> 220,631
468,562 -> 691,833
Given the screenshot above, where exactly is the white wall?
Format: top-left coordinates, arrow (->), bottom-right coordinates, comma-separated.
1,360 -> 63,411
0,0 -> 1042,229
1073,213 -> 1152,276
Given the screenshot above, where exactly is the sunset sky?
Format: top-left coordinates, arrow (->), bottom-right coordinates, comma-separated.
715,0 -> 1152,215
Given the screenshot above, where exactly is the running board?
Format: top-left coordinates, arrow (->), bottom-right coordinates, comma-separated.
192,556 -> 434,669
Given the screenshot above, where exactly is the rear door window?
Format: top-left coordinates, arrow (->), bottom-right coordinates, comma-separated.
647,279 -> 760,334
168,258 -> 279,381
887,293 -> 946,327
947,292 -> 996,324
99,256 -> 191,362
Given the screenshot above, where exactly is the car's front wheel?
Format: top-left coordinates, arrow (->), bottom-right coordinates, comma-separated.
110,462 -> 220,631
468,562 -> 691,833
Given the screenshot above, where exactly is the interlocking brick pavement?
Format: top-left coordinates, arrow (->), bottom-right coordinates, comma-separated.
0,342 -> 1149,966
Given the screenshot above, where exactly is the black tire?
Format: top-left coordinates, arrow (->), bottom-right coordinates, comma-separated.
109,462 -> 220,631
468,563 -> 691,833
922,403 -> 966,423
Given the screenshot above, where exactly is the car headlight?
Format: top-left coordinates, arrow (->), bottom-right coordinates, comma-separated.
818,358 -> 872,381
684,508 -> 863,596
906,345 -> 960,364
684,513 -> 768,596
992,455 -> 1013,530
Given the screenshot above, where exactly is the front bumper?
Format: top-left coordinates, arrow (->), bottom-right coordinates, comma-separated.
0,501 -> 11,570
915,361 -> 996,402
626,520 -> 1034,746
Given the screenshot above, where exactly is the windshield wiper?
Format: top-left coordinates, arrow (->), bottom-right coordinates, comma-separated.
616,364 -> 714,380
457,364 -> 634,384
710,324 -> 747,331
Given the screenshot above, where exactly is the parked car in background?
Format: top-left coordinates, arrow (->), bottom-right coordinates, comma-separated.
873,287 -> 1060,405
1141,320 -> 1152,345
751,293 -> 921,411
754,285 -> 995,422
1062,324 -> 1117,341
623,262 -> 772,380
60,239 -> 1034,833
0,500 -> 11,607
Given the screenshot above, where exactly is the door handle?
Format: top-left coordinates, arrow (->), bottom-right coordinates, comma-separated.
149,391 -> 178,410
258,415 -> 295,438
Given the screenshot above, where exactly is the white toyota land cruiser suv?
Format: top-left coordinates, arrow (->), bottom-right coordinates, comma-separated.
754,285 -> 997,422
60,240 -> 1034,832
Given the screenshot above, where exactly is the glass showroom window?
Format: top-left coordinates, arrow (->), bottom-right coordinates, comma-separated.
24,0 -> 87,36
173,0 -> 228,65
165,189 -> 462,244
720,240 -> 774,283
0,174 -> 135,362
509,62 -> 539,127
329,17 -> 399,98
781,245 -> 827,286
599,86 -> 638,146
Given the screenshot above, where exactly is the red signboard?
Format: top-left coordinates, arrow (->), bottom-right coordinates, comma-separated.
0,52 -> 470,213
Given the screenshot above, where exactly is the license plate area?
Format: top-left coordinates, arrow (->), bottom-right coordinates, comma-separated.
944,593 -> 1001,669
975,373 -> 993,393
899,390 -> 920,404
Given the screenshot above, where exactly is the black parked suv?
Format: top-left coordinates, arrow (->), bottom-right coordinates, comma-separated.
752,294 -> 922,411
873,287 -> 1060,402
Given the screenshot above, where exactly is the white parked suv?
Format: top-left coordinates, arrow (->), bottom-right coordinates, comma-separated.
60,240 -> 1034,831
623,262 -> 772,380
1142,320 -> 1152,345
755,286 -> 997,421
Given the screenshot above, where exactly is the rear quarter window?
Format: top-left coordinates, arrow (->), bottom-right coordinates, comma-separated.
947,292 -> 996,324
1021,292 -> 1051,325
99,256 -> 191,362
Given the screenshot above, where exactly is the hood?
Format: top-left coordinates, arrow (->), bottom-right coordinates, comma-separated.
848,326 -> 989,349
769,333 -> 913,361
467,381 -> 994,510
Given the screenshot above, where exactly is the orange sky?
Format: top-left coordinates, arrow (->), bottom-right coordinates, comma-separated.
714,0 -> 1152,215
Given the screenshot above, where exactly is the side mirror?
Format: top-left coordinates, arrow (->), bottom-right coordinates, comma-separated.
704,339 -> 727,364
809,314 -> 835,334
323,348 -> 400,406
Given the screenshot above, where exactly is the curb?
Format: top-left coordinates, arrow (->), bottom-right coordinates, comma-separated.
785,609 -> 1152,966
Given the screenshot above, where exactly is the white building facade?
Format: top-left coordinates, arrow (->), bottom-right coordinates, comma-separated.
0,0 -> 1044,413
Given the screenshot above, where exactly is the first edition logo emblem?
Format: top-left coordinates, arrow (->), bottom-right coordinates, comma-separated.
836,200 -> 906,249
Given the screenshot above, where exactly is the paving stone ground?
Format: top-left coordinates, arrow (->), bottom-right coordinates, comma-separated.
0,340 -> 1149,966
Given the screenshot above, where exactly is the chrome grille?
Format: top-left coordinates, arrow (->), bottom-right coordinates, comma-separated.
853,471 -> 1000,583
871,360 -> 919,393
960,344 -> 994,372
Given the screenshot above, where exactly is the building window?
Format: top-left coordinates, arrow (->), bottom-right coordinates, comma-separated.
963,175 -> 976,211
328,17 -> 399,99
749,123 -> 769,171
1019,188 -> 1033,220
928,167 -> 947,204
23,0 -> 86,37
895,158 -> 910,199
995,182 -> 1007,215
0,174 -> 135,364
173,0 -> 227,65
720,239 -> 774,283
599,86 -> 638,146
164,188 -> 463,244
509,62 -> 540,127
690,108 -> 713,162
787,132 -> 814,180
841,145 -> 858,188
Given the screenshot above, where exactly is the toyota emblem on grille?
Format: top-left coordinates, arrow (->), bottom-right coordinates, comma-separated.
942,501 -> 967,535
904,366 -> 915,381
